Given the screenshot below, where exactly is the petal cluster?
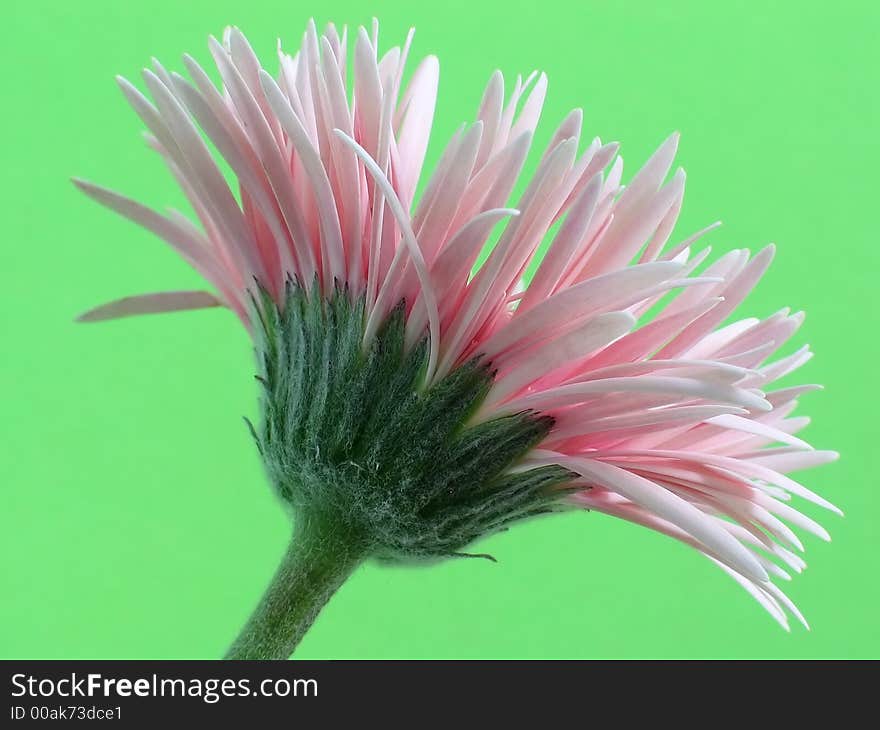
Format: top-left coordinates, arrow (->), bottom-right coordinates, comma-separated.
76,21 -> 837,629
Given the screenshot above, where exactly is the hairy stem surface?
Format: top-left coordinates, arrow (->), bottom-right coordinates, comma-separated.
225,516 -> 365,660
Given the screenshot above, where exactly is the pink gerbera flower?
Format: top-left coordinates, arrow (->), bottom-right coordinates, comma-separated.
75,20 -> 838,659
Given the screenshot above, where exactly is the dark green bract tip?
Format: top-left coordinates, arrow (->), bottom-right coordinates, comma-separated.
250,280 -> 574,562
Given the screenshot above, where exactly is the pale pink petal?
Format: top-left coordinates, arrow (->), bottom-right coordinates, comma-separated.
545,453 -> 768,582
77,290 -> 224,322
395,55 -> 439,205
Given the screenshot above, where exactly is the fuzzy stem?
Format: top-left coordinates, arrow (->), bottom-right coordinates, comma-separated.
224,516 -> 365,660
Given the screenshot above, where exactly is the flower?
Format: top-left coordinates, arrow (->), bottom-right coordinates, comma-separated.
75,20 -> 837,657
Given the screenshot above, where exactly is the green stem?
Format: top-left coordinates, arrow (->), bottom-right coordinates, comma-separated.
224,516 -> 365,660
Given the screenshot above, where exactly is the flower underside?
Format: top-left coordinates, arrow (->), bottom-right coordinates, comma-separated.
251,280 -> 574,560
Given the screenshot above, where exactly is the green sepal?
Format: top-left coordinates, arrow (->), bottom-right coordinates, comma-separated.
250,280 -> 575,562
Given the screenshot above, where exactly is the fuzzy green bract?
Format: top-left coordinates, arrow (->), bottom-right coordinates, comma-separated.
249,281 -> 574,561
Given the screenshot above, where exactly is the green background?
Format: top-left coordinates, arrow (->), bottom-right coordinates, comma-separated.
2,0 -> 877,659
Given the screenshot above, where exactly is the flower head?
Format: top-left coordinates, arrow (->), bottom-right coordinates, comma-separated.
76,20 -> 837,642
